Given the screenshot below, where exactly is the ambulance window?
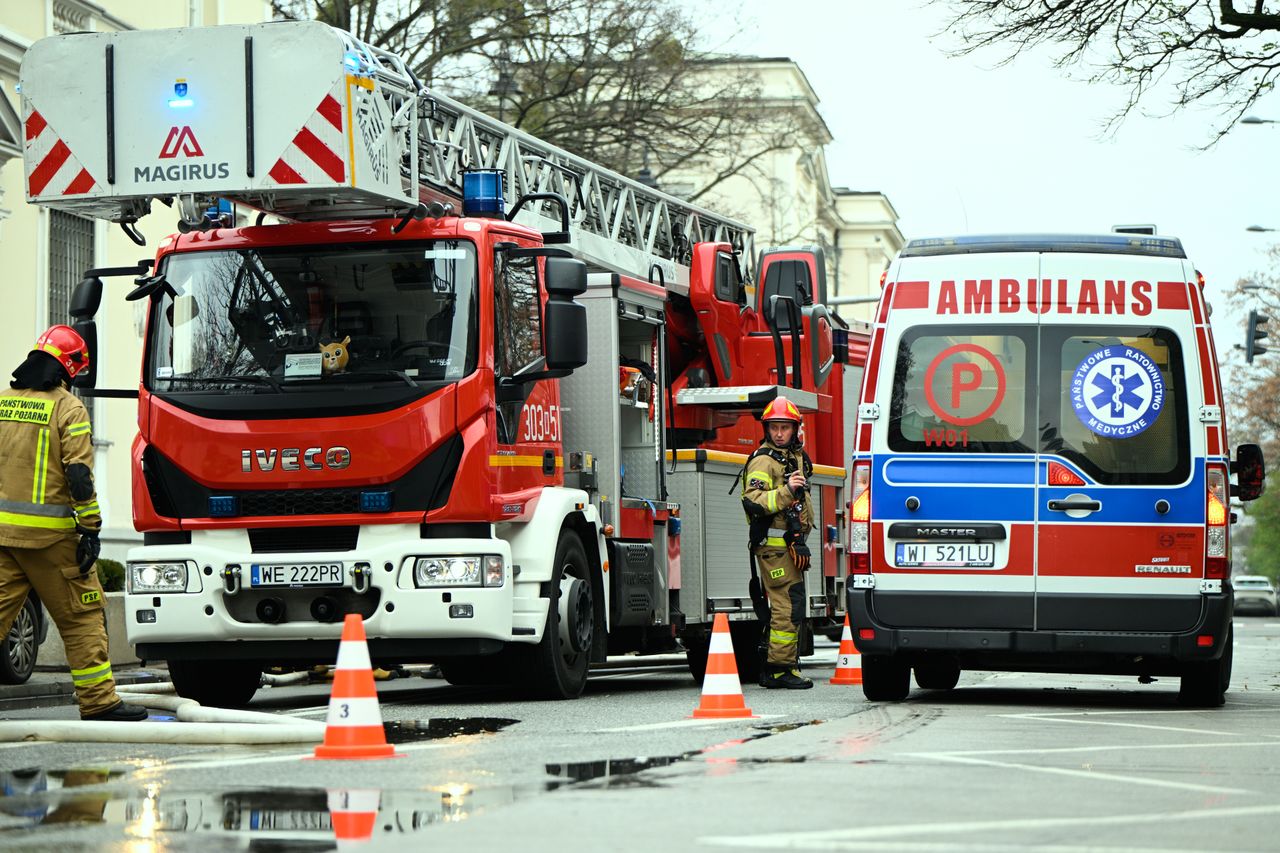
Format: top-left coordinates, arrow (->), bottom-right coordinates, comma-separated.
888,327 -> 1033,453
1042,327 -> 1189,485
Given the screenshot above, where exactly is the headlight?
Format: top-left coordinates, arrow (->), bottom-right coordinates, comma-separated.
128,562 -> 188,593
409,555 -> 505,588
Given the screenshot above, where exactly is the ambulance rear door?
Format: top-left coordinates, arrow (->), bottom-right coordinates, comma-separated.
1033,253 -> 1204,632
874,252 -> 1041,630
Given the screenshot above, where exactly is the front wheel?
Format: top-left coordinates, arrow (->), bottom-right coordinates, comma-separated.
518,532 -> 593,699
862,654 -> 910,701
1178,624 -> 1233,708
0,597 -> 39,685
169,659 -> 262,708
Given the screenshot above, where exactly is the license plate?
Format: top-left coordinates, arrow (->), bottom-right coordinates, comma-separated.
249,562 -> 344,587
895,543 -> 994,568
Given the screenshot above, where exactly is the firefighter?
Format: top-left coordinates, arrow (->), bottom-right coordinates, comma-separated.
0,326 -> 146,721
741,396 -> 814,689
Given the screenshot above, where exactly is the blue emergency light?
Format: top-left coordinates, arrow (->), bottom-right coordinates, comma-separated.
462,169 -> 505,218
208,495 -> 239,517
359,490 -> 393,512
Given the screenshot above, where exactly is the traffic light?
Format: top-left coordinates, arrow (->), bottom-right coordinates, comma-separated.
1246,309 -> 1271,364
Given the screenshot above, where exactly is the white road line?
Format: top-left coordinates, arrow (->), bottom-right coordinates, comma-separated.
698,802 -> 1280,848
909,740 -> 1280,758
136,740 -> 451,773
916,752 -> 1251,795
995,716 -> 1235,736
598,715 -> 783,733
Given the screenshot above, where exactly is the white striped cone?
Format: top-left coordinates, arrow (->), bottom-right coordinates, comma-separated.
692,613 -> 755,718
328,788 -> 380,848
267,79 -> 347,186
312,614 -> 397,759
23,107 -> 98,199
830,614 -> 863,685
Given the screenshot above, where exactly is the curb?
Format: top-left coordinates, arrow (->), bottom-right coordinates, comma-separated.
0,668 -> 168,713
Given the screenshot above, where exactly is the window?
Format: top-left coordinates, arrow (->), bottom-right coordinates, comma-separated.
48,210 -> 94,326
494,254 -> 542,377
889,327 -> 1033,453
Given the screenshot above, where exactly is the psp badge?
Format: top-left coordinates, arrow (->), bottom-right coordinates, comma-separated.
1070,346 -> 1165,438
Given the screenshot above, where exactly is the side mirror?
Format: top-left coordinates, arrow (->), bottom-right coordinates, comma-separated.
1233,443 -> 1266,501
72,319 -> 97,390
70,276 -> 103,319
545,256 -> 587,297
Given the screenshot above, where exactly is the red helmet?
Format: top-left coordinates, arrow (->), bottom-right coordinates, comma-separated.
761,396 -> 802,424
32,325 -> 90,380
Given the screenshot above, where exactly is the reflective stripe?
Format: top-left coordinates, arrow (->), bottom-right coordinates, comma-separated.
74,501 -> 100,517
767,490 -> 777,513
764,536 -> 787,547
0,510 -> 77,530
0,498 -> 73,517
71,661 -> 111,686
770,629 -> 797,645
32,429 -> 49,504
67,421 -> 91,436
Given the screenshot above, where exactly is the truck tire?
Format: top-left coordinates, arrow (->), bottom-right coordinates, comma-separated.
861,654 -> 910,701
914,658 -> 961,691
1178,624 -> 1233,708
169,659 -> 262,708
519,532 -> 592,699
730,619 -> 765,686
685,633 -> 709,685
0,597 -> 39,685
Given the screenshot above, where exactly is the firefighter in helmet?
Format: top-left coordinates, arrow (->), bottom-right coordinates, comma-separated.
741,396 -> 814,689
0,326 -> 146,721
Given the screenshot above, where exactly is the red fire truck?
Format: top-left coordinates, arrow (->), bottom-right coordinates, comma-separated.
20,21 -> 867,703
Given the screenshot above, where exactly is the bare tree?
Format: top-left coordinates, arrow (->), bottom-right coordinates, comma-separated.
933,1 -> 1280,143
272,0 -> 807,199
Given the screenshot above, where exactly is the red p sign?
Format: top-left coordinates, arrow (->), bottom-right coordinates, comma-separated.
951,363 -> 982,409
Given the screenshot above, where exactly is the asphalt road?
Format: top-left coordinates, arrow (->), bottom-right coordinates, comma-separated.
2,618 -> 1279,852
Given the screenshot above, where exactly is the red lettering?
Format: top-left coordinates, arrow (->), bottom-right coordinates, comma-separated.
1029,279 -> 1050,315
999,278 -> 1020,312
1056,278 -> 1072,314
923,428 -> 944,447
1132,280 -> 1152,316
951,363 -> 982,408
1077,279 -> 1099,314
963,279 -> 992,313
938,280 -> 959,315
1104,280 -> 1124,314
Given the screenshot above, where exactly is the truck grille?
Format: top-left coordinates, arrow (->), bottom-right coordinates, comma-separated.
239,488 -> 362,517
248,526 -> 359,553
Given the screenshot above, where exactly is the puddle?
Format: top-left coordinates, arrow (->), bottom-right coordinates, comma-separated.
383,717 -> 518,743
545,756 -> 685,789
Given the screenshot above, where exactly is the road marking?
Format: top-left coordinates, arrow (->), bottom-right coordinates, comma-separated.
698,802 -> 1280,848
913,752 -> 1250,795
911,740 -> 1280,758
137,740 -> 451,773
598,715 -> 783,733
995,710 -> 1238,736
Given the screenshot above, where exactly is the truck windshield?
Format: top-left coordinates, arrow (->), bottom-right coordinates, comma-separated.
148,240 -> 478,392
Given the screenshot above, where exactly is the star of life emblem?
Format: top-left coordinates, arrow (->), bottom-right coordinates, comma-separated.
1070,346 -> 1165,438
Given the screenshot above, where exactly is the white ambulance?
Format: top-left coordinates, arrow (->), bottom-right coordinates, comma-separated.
847,234 -> 1265,706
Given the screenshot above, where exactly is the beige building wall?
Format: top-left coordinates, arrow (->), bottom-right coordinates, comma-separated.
665,57 -> 904,324
0,0 -> 271,561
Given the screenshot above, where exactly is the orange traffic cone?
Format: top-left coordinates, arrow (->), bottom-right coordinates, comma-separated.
829,613 -> 863,685
312,614 -> 398,760
328,788 -> 380,848
692,613 -> 756,719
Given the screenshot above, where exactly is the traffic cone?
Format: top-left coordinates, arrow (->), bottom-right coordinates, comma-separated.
312,614 -> 398,760
691,613 -> 755,719
328,788 -> 380,848
829,613 -> 863,685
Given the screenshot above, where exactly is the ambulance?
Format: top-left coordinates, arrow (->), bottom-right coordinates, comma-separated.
846,234 -> 1265,706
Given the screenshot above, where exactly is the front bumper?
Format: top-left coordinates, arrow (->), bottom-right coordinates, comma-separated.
125,525 -> 548,654
847,586 -> 1233,674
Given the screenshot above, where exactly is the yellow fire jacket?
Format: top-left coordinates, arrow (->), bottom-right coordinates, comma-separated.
0,386 -> 100,548
741,441 -> 814,549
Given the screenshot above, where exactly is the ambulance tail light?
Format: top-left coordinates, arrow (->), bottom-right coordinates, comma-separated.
849,461 -> 871,574
1206,465 -> 1229,579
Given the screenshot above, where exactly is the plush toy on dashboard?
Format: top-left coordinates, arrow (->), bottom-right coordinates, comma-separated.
320,336 -> 351,375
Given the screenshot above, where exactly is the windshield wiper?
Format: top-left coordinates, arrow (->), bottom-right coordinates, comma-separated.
323,370 -> 419,389
157,374 -> 284,392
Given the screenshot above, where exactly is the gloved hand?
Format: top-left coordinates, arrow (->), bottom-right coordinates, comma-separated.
788,540 -> 811,571
75,527 -> 100,576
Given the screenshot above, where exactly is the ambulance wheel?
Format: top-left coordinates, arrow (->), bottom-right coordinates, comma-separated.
521,533 -> 592,699
1178,625 -> 1233,708
168,659 -> 261,708
914,659 -> 961,691
0,597 -> 39,685
861,654 -> 910,701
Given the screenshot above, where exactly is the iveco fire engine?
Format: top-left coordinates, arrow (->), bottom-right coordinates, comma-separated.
19,21 -> 866,703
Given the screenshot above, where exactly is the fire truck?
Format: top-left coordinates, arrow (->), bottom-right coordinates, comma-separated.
19,22 -> 867,703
